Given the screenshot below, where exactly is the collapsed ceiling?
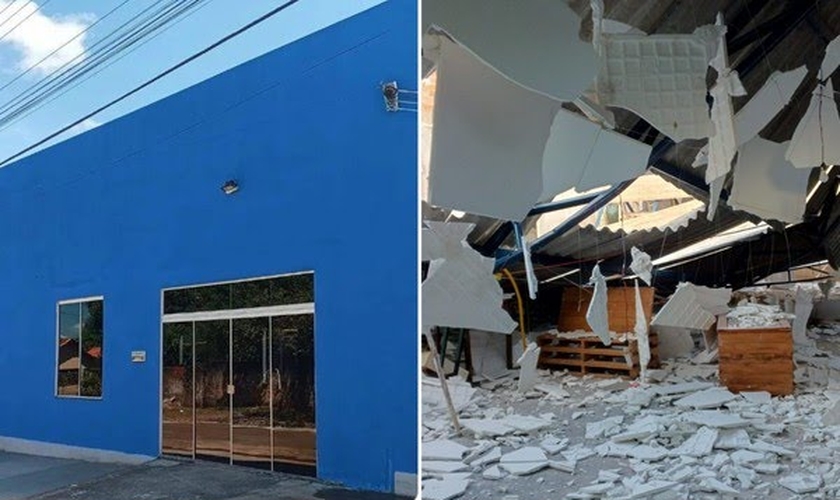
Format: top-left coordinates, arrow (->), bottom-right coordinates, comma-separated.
421,0 -> 840,297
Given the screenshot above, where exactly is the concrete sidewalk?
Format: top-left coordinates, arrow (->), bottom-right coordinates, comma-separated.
0,451 -> 128,500
0,453 -> 412,500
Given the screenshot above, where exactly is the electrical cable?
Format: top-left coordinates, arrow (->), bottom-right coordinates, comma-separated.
0,0 -> 302,167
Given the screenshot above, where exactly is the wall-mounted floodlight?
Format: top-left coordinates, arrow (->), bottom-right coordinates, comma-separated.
221,180 -> 239,195
382,81 -> 399,111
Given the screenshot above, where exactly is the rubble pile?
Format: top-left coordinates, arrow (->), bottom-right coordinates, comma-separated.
422,327 -> 840,499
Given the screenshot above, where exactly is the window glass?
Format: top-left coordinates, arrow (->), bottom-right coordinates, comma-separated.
57,299 -> 104,398
164,273 -> 314,314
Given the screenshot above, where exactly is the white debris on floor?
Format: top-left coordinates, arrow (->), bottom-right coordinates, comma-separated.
726,302 -> 795,329
422,322 -> 840,499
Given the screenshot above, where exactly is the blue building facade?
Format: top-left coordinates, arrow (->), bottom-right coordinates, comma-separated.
0,1 -> 417,494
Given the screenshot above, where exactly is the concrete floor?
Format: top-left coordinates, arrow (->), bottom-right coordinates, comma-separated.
0,452 -> 411,500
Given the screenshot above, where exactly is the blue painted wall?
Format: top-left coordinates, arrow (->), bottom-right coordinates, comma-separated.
0,1 -> 417,493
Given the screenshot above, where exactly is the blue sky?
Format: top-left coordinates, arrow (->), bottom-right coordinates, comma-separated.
0,0 -> 387,161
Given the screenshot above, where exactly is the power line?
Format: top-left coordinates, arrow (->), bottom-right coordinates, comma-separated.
0,0 -> 178,119
0,0 -> 215,134
0,0 -> 203,126
0,0 -> 133,97
0,0 -> 302,167
0,0 -> 51,46
0,0 -> 31,36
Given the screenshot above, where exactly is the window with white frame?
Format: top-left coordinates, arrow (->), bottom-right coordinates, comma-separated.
56,297 -> 104,398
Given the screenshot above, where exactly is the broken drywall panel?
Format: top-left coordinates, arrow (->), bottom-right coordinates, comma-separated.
728,137 -> 810,224
629,247 -> 653,285
704,17 -> 745,220
517,342 -> 541,393
786,79 -> 840,168
422,221 -> 517,334
422,477 -> 470,500
634,281 -> 651,382
693,65 -> 807,168
715,428 -> 752,449
423,439 -> 470,461
793,287 -> 814,345
540,436 -> 569,455
734,66 -> 807,150
574,95 -> 616,129
778,474 -> 823,494
741,391 -> 772,405
422,221 -> 473,261
672,426 -> 718,458
698,478 -> 740,495
499,415 -> 552,434
422,376 -> 477,412
423,0 -> 597,101
674,388 -> 736,409
585,416 -> 624,440
683,410 -> 750,429
427,37 -> 562,221
653,381 -> 715,396
534,383 -> 571,400
460,418 -> 515,438
822,35 -> 840,79
424,461 -> 470,473
654,326 -> 695,360
500,446 -> 548,464
471,447 -> 502,467
469,330 -> 510,381
592,0 -> 723,142
513,222 -> 538,300
586,265 -> 612,346
539,107 -> 651,202
481,465 -> 504,480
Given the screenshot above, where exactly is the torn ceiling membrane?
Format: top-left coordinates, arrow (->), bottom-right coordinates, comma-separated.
586,264 -> 612,346
693,66 -> 807,168
592,1 -> 723,142
422,221 -> 517,334
422,0 -> 597,101
427,37 -> 561,221
428,36 -> 651,221
729,137 -> 810,224
786,79 -> 840,168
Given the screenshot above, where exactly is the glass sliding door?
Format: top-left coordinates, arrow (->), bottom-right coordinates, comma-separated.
161,272 -> 316,474
232,317 -> 272,468
271,314 -> 316,476
194,319 -> 231,463
162,322 -> 194,457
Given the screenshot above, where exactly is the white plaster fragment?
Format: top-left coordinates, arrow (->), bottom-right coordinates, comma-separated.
534,383 -> 570,400
698,477 -> 739,495
728,137 -> 810,223
793,287 -> 814,345
715,428 -> 752,449
540,436 -> 569,455
472,447 -> 502,467
422,477 -> 470,500
499,414 -> 551,434
778,473 -> 822,494
733,66 -> 807,152
822,34 -> 840,79
481,465 -> 504,480
423,0 -> 598,101
548,460 -> 577,473
731,449 -> 765,465
654,382 -> 715,396
630,246 -> 653,285
499,461 -> 548,476
672,426 -> 718,458
753,462 -> 782,475
593,3 -> 722,141
626,479 -> 680,499
500,447 -> 547,464
426,38 -> 562,221
422,221 -> 518,334
634,281 -> 651,382
423,440 -> 470,461
586,265 -> 611,346
516,343 -> 541,393
424,461 -> 469,473
749,440 -> 794,457
786,79 -> 840,168
674,388 -> 737,409
684,410 -> 750,429
585,415 -> 624,440
460,419 -> 514,437
628,444 -> 669,462
741,391 -> 772,405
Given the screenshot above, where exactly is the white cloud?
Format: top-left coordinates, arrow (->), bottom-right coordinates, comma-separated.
0,1 -> 93,74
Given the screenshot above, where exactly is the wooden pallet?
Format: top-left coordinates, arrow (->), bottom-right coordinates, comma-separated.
536,333 -> 660,379
718,317 -> 794,396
